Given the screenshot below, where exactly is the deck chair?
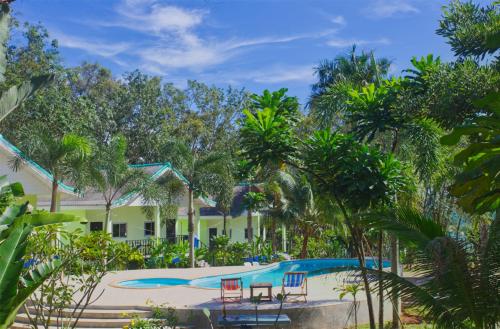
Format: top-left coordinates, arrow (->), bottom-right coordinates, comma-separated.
221,278 -> 243,303
281,271 -> 308,302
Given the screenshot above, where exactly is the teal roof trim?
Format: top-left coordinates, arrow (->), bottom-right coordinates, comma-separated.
112,162 -> 216,207
0,134 -> 78,195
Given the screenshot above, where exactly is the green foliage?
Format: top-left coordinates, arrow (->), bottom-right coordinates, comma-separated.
290,229 -> 346,259
125,301 -> 179,329
208,235 -> 250,266
441,91 -> 500,214
303,131 -> 405,211
309,47 -> 391,129
365,207 -> 500,329
146,240 -> 191,269
437,0 -> 500,60
0,179 -> 81,329
0,4 -> 53,123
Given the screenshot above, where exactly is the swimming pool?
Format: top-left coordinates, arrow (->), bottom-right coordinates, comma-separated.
117,258 -> 389,289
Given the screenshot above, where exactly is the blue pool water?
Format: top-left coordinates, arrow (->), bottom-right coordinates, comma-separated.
118,259 -> 389,289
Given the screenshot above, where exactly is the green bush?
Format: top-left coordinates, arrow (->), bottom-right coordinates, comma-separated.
290,229 -> 347,259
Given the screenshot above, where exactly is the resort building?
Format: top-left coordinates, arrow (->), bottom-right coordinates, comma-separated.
0,134 -> 267,249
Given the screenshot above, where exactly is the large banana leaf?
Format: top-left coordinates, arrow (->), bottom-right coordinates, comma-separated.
0,74 -> 54,122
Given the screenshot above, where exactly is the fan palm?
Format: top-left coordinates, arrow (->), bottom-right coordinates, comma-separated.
11,127 -> 91,212
363,207 -> 499,329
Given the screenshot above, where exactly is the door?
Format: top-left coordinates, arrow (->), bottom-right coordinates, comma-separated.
208,228 -> 217,249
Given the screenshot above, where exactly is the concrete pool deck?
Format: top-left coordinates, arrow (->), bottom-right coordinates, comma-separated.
83,265 -> 392,328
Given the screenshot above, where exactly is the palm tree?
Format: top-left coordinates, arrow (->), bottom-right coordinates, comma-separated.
276,172 -> 325,258
243,190 -> 266,243
12,128 -> 91,212
309,46 -> 391,129
363,207 -> 499,329
141,171 -> 186,237
163,139 -> 231,267
84,135 -> 148,233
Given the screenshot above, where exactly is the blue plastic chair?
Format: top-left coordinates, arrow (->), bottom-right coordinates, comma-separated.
282,271 -> 308,302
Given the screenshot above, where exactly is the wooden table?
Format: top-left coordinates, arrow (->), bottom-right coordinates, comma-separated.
249,282 -> 273,301
217,314 -> 291,328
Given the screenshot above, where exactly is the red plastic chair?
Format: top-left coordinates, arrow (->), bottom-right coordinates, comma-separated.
221,278 -> 243,303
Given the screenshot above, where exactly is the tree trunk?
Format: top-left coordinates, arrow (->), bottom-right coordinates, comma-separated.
223,212 -> 227,236
271,220 -> 277,253
378,231 -> 384,329
247,208 -> 253,243
356,230 -> 376,329
104,203 -> 112,234
391,235 -> 400,329
300,225 -> 310,259
188,188 -> 195,268
50,179 -> 59,213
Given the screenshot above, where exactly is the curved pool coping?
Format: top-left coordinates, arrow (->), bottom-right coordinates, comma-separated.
110,258 -> 388,290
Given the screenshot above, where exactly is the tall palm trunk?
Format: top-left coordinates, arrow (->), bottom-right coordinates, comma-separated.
187,187 -> 195,268
104,203 -> 112,234
391,236 -> 400,329
271,220 -> 277,253
50,179 -> 58,212
390,132 -> 400,329
300,225 -> 310,259
223,212 -> 227,236
247,208 -> 253,243
355,229 -> 376,329
378,231 -> 384,329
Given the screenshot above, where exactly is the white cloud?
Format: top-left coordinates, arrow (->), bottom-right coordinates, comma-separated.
250,66 -> 315,84
115,0 -> 206,34
368,0 -> 420,18
330,15 -> 346,26
326,37 -> 390,48
53,32 -> 131,58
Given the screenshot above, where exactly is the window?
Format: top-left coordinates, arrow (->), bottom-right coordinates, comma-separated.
144,222 -> 155,236
112,223 -> 127,238
89,221 -> 103,232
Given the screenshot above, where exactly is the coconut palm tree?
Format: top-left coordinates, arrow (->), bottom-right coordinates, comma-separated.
309,46 -> 391,129
84,135 -> 148,233
243,190 -> 267,243
276,172 -> 325,258
363,207 -> 500,329
12,127 -> 91,212
163,139 -> 231,267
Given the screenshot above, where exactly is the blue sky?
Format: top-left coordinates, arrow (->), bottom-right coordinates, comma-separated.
11,0 -> 490,105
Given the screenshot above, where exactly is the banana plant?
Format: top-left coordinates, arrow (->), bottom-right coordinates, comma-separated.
0,176 -> 83,329
0,1 -> 53,122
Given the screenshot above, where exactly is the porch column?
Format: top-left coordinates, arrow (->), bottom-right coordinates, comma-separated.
154,205 -> 161,240
281,223 -> 287,252
256,212 -> 261,237
195,205 -> 201,242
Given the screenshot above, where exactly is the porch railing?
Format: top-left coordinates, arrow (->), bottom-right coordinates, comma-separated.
125,235 -> 206,257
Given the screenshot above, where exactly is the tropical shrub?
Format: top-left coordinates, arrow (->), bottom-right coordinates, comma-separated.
290,229 -> 346,259
209,235 -> 250,266
24,228 -> 133,329
0,177 -> 81,329
364,207 -> 499,328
